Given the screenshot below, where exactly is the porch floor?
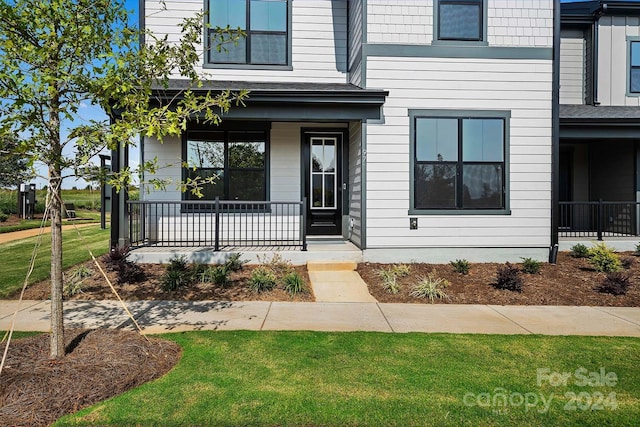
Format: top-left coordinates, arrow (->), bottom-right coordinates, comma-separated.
127,237 -> 363,265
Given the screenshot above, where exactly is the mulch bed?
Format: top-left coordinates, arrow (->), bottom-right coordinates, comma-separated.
0,329 -> 181,427
15,256 -> 314,302
358,252 -> 640,306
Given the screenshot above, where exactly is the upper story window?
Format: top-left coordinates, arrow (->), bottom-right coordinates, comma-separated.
436,0 -> 484,42
409,110 -> 510,213
630,40 -> 640,94
207,0 -> 289,66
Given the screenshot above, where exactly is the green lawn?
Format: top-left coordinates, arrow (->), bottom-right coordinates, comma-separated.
57,331 -> 640,426
0,225 -> 110,297
0,209 -> 104,234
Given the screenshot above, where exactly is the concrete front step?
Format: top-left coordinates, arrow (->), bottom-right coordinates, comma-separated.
307,260 -> 357,271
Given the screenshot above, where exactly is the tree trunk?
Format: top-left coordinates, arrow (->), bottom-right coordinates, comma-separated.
49,173 -> 64,359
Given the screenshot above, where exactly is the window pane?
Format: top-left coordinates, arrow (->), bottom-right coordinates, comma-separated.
324,175 -> 335,208
312,174 -> 323,207
439,3 -> 481,40
632,42 -> 640,66
463,164 -> 503,208
210,0 -> 246,29
187,139 -> 224,168
462,119 -> 504,162
323,141 -> 335,172
416,118 -> 458,162
312,141 -> 323,172
632,68 -> 640,93
229,142 -> 265,168
250,33 -> 287,65
415,163 -> 457,209
186,169 -> 224,200
210,35 -> 246,63
250,0 -> 287,31
229,170 -> 265,200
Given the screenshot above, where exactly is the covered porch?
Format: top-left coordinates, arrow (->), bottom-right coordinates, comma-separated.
558,105 -> 640,248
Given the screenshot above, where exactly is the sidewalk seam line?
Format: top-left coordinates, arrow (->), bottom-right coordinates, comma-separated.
376,303 -> 395,333
486,305 -> 534,334
591,306 -> 640,328
260,302 -> 273,331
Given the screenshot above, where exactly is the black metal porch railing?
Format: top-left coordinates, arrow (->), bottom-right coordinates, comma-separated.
127,198 -> 307,250
559,200 -> 640,240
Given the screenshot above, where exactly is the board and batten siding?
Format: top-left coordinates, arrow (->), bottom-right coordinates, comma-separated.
363,56 -> 552,250
598,15 -> 640,106
348,121 -> 363,247
144,0 -> 348,83
560,30 -> 586,105
366,0 -> 553,47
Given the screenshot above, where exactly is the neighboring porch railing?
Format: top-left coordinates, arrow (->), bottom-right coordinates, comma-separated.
559,200 -> 640,240
127,198 -> 307,250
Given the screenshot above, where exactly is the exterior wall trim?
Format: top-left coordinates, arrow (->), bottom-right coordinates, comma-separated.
364,44 -> 553,60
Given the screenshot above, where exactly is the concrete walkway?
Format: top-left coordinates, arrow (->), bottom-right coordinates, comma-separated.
307,261 -> 377,303
2,300 -> 640,336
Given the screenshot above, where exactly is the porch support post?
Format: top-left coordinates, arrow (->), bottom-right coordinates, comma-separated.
597,198 -> 603,241
214,196 -> 220,251
301,197 -> 307,251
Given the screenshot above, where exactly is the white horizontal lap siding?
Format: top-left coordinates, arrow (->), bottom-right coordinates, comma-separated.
270,123 -> 301,202
598,16 -> 640,106
364,56 -> 552,249
348,121 -> 362,247
145,0 -> 348,83
560,31 -> 586,104
142,136 -> 183,201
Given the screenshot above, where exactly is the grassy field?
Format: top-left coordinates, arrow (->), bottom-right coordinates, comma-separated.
57,331 -> 640,426
0,225 -> 110,297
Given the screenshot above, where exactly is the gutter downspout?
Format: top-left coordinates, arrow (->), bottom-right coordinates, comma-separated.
551,0 -> 561,256
593,4 -> 606,105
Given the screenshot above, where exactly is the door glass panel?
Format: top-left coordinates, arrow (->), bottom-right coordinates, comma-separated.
312,141 -> 323,172
312,174 -> 323,207
324,175 -> 335,207
323,141 -> 335,172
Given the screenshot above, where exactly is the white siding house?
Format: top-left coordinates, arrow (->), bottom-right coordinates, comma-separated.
123,0 -> 559,263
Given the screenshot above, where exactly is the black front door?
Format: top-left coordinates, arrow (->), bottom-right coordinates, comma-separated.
303,133 -> 342,235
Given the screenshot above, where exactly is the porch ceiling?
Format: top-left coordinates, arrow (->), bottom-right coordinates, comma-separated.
152,80 -> 389,122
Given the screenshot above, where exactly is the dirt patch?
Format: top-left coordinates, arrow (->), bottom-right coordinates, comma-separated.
14,255 -> 314,302
358,252 -> 640,306
0,329 -> 181,427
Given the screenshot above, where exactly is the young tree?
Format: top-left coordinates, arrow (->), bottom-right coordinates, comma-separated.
0,0 -> 246,358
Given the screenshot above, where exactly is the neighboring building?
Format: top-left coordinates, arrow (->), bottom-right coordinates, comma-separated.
113,0 -> 564,263
559,0 -> 640,248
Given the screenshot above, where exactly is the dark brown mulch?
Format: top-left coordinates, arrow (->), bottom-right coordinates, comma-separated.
0,329 -> 181,427
15,256 -> 314,302
358,252 -> 640,306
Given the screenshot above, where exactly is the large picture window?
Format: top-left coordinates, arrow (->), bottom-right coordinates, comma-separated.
207,0 -> 289,66
410,111 -> 509,212
437,0 -> 484,42
185,130 -> 267,201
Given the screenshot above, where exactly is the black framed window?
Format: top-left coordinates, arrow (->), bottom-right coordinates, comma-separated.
207,0 -> 288,66
630,41 -> 640,93
437,0 -> 483,41
413,116 -> 505,210
185,130 -> 267,201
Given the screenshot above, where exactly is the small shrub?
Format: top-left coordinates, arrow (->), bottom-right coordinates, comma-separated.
598,272 -> 631,296
409,272 -> 450,302
587,243 -> 621,273
283,271 -> 306,296
495,262 -> 523,292
635,242 -> 640,256
191,263 -> 208,279
520,257 -> 542,274
116,260 -> 146,284
390,264 -> 411,278
161,256 -> 193,291
108,246 -> 130,261
211,265 -> 230,287
450,259 -> 470,275
257,253 -> 293,276
570,243 -> 589,258
63,265 -> 93,297
249,267 -> 277,292
225,252 -> 248,272
377,268 -> 400,294
621,257 -> 635,270
0,212 -> 8,222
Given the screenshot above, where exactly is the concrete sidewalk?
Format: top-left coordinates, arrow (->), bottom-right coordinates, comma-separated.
2,300 -> 640,336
